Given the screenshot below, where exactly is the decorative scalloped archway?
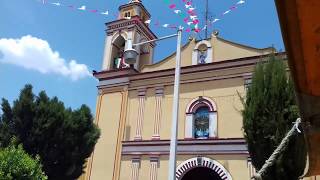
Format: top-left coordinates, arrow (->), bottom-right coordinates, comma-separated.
176,157 -> 232,180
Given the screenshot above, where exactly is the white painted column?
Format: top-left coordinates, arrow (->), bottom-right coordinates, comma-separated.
185,114 -> 194,138
206,47 -> 213,63
102,34 -> 113,70
209,112 -> 217,138
192,50 -> 198,65
135,89 -> 146,140
133,32 -> 141,70
131,157 -> 141,180
152,87 -> 164,140
149,156 -> 159,180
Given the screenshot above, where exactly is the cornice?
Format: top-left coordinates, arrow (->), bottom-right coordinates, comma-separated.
94,53 -> 287,91
106,16 -> 157,42
122,138 -> 249,156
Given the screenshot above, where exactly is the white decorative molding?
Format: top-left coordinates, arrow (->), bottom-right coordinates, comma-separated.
185,96 -> 218,138
194,40 -> 212,49
192,40 -> 213,65
186,96 -> 217,113
209,112 -> 217,137
176,157 -> 233,180
185,114 -> 193,139
102,35 -> 113,70
111,31 -> 129,43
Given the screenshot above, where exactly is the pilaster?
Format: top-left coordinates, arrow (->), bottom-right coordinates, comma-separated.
134,88 -> 146,140
130,157 -> 141,180
152,86 -> 164,140
149,156 -> 159,180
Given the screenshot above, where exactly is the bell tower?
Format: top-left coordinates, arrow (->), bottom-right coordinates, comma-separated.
101,0 -> 157,71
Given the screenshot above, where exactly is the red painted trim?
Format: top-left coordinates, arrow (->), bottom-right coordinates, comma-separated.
122,152 -> 250,156
94,53 -> 286,81
122,138 -> 247,146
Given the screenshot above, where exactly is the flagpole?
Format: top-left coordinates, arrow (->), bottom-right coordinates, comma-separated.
205,0 -> 208,39
167,27 -> 182,180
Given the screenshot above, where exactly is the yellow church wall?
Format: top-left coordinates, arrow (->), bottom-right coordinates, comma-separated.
303,176 -> 320,180
197,154 -> 249,180
141,35 -> 274,73
118,155 -> 250,180
203,78 -> 245,138
90,92 -> 123,180
119,157 -> 132,180
87,1 -> 287,180
139,156 -> 152,179
118,154 -> 320,180
120,7 -> 135,18
155,78 -> 245,140
142,90 -> 156,139
127,91 -> 139,141
124,74 -> 247,141
212,37 -> 273,62
141,40 -> 195,72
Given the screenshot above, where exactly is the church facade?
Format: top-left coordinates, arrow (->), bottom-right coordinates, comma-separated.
82,1 -> 280,179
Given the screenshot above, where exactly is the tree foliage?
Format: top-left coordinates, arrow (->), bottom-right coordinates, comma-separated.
0,143 -> 47,180
0,85 -> 100,180
241,56 -> 306,180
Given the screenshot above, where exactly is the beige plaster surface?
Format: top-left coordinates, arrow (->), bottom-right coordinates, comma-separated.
141,35 -> 274,73
89,93 -> 123,180
118,155 -> 250,180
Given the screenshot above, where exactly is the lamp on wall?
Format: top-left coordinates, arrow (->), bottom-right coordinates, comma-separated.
123,38 -> 139,65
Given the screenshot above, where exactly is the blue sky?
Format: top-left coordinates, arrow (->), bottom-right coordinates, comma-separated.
0,0 -> 284,113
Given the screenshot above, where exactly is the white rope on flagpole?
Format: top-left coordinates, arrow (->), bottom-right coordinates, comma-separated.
252,118 -> 302,180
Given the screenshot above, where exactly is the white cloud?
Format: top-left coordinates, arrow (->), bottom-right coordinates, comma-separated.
0,35 -> 91,81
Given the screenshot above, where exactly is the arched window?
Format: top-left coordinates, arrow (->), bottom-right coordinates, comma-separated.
192,40 -> 212,65
197,44 -> 208,64
194,106 -> 210,139
185,97 -> 217,139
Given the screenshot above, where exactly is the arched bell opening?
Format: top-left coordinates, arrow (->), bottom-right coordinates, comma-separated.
111,35 -> 129,69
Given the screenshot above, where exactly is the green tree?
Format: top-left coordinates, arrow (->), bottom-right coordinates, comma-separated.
0,143 -> 47,180
241,56 -> 306,180
0,85 -> 100,180
0,99 -> 14,147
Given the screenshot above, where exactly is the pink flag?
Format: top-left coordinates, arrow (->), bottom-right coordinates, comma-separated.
169,4 -> 176,9
90,10 -> 98,13
155,21 -> 160,27
186,28 -> 191,32
188,10 -> 196,16
183,17 -> 189,22
192,19 -> 199,24
230,6 -> 237,10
